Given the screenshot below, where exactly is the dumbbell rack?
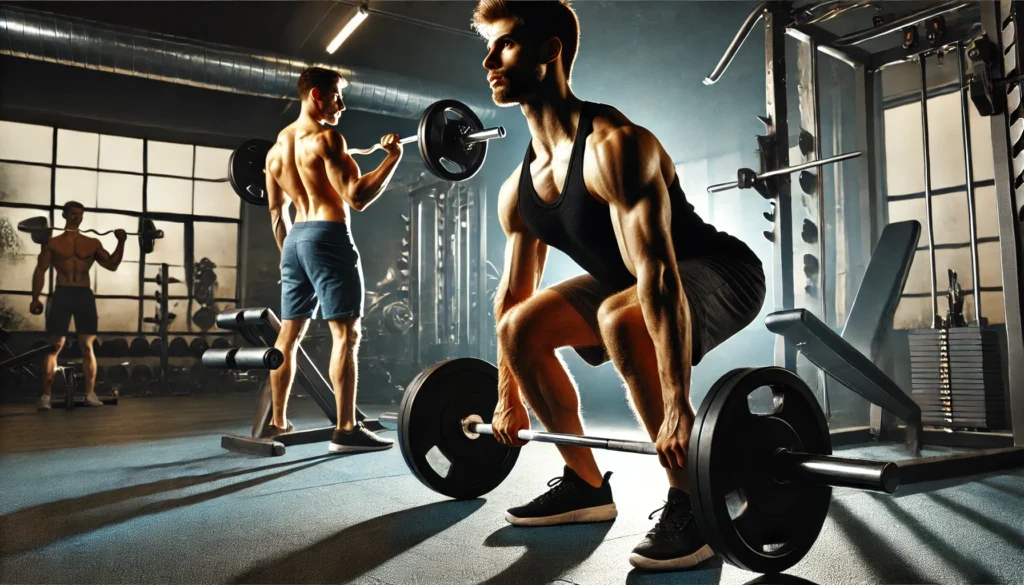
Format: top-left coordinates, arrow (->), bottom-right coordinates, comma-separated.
142,263 -> 172,395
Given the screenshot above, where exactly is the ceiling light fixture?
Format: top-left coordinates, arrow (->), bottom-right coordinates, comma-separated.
326,4 -> 369,54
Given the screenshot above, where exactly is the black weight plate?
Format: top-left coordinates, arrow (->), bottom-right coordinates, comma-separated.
189,338 -> 210,358
398,357 -> 520,499
149,338 -> 165,357
689,367 -> 831,574
168,337 -> 189,357
418,100 -> 487,182
129,337 -> 149,357
229,138 -> 273,206
192,306 -> 217,331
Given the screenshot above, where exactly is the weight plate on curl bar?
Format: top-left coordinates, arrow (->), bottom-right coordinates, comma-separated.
688,367 -> 831,575
398,357 -> 520,500
229,138 -> 274,206
417,100 -> 488,183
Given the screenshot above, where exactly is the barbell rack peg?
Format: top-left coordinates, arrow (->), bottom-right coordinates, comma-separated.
706,150 -> 863,194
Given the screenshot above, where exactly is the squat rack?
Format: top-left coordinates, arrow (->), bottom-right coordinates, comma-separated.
705,0 -> 1024,450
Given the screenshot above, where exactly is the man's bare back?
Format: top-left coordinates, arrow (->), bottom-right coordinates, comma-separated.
45,232 -> 108,288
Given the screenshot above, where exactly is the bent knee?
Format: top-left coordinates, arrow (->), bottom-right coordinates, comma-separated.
497,305 -> 556,359
597,303 -> 647,345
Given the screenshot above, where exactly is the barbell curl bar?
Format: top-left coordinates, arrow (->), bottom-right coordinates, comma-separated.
226,99 -> 507,206
16,216 -> 165,254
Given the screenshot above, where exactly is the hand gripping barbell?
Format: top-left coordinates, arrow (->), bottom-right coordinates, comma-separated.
16,216 -> 164,254
227,99 -> 507,206
376,358 -> 901,574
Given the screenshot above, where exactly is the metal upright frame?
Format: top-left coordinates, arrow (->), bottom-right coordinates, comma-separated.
707,0 -> 1024,450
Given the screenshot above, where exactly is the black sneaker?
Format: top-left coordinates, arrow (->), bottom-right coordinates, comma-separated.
505,466 -> 617,526
259,421 -> 294,439
328,422 -> 394,454
629,488 -> 714,570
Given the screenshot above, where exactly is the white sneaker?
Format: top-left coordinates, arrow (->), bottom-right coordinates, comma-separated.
37,395 -> 52,411
84,392 -> 104,407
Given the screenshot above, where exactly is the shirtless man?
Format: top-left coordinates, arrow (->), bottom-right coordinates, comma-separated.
30,201 -> 126,410
474,0 -> 766,571
262,66 -> 400,453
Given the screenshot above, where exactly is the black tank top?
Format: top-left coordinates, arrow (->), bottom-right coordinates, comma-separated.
518,101 -> 754,289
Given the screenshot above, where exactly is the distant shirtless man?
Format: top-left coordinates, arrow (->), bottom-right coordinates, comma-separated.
30,200 -> 126,410
262,66 -> 401,453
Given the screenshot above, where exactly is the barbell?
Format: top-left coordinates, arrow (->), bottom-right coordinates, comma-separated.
227,99 -> 507,206
16,216 -> 164,254
376,358 -> 900,574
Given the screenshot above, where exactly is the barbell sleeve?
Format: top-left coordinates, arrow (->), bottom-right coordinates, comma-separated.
773,449 -> 900,494
706,150 -> 864,193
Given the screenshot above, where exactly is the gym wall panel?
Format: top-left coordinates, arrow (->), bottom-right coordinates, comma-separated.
0,162 -> 51,205
87,212 -> 142,263
193,180 -> 240,219
884,102 -> 925,196
95,261 -> 140,296
95,298 -> 139,332
0,121 -> 52,164
144,298 -> 191,333
0,254 -> 46,293
194,222 -> 238,267
146,220 -> 185,267
926,93 -> 972,191
97,172 -> 144,212
0,293 -> 45,331
0,206 -> 52,255
210,267 -> 237,299
56,129 -> 99,168
894,296 -> 930,329
194,146 -> 231,180
98,135 -> 143,173
54,168 -> 98,209
146,177 -> 193,215
148,141 -> 193,178
974,185 -> 1000,239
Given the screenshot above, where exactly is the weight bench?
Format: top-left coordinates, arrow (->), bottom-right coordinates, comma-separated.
212,307 -> 383,456
766,220 -> 923,452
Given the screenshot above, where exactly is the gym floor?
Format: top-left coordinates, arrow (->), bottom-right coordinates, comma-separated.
2,396 -> 1023,585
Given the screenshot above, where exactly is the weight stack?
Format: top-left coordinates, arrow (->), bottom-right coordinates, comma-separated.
909,327 -> 1005,430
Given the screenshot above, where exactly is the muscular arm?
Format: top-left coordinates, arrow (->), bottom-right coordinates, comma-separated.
590,127 -> 691,409
95,238 -> 125,271
32,245 -> 52,302
323,132 -> 401,212
266,152 -> 289,252
494,168 -> 548,403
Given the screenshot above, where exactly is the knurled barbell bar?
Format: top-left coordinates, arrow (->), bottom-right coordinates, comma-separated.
226,99 -> 507,206
706,150 -> 863,194
375,358 -> 900,574
16,216 -> 164,254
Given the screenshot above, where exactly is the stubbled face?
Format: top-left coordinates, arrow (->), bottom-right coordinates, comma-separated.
311,79 -> 347,125
63,208 -> 83,230
481,18 -> 546,106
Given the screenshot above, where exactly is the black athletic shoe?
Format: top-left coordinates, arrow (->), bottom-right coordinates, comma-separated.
629,488 -> 714,570
259,421 -> 294,439
505,466 -> 618,526
328,422 -> 394,454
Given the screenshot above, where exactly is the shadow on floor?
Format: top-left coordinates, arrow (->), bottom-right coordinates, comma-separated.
872,494 -> 1002,583
742,574 -> 820,585
120,454 -> 234,472
0,454 -> 335,556
827,500 -> 928,584
231,499 -> 485,584
479,522 -> 613,585
926,492 -> 1024,550
625,555 -> 723,585
980,477 -> 1024,499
